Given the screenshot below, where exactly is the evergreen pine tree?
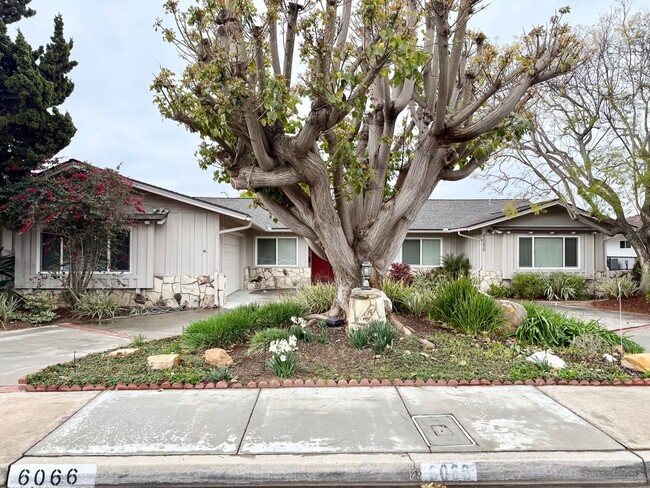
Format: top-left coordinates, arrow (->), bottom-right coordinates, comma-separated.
0,0 -> 77,184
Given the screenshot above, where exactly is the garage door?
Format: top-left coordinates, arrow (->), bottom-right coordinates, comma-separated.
222,235 -> 241,295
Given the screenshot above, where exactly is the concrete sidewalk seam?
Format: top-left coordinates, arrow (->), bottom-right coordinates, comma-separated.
534,385 -> 630,451
235,388 -> 261,455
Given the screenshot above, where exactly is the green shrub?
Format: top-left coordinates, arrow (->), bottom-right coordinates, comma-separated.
630,260 -> 642,286
208,367 -> 232,382
486,284 -> 513,299
368,320 -> 395,353
253,302 -> 306,329
18,292 -> 59,324
0,292 -> 19,329
348,327 -> 369,349
285,283 -> 336,314
441,253 -> 471,280
347,320 -> 395,353
74,292 -> 119,321
402,289 -> 436,317
182,302 -> 305,351
248,328 -> 290,354
429,277 -> 505,335
411,268 -> 446,290
597,276 -> 639,299
511,272 -> 547,299
382,279 -> 411,314
182,303 -> 260,350
517,302 -> 644,353
544,272 -> 587,301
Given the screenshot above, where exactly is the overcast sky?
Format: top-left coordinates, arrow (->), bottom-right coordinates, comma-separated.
11,0 -> 640,199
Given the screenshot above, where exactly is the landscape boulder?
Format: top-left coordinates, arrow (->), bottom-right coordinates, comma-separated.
204,348 -> 234,367
621,353 -> 650,373
497,300 -> 527,335
526,351 -> 566,369
147,353 -> 181,370
108,348 -> 140,358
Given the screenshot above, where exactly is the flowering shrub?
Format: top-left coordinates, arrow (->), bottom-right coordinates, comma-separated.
0,161 -> 143,303
267,335 -> 299,377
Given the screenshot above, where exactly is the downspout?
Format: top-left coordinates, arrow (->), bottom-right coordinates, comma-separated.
457,230 -> 483,271
216,219 -> 253,306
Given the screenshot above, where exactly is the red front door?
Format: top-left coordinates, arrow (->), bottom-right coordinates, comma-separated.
310,251 -> 335,283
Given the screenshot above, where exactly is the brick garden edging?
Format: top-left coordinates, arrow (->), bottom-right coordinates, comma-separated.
17,376 -> 650,392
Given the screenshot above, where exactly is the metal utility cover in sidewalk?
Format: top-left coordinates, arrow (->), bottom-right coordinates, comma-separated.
412,415 -> 476,448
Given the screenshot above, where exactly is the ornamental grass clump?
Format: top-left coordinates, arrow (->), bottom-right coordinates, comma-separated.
597,276 -> 638,299
253,302 -> 305,329
347,320 -> 395,353
430,277 -> 505,335
248,328 -> 290,354
74,292 -> 119,322
285,283 -> 336,314
267,335 -> 299,378
517,302 -> 644,353
0,292 -> 19,329
182,303 -> 260,350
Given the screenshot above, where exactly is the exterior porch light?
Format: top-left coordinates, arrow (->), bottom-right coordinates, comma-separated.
361,260 -> 372,290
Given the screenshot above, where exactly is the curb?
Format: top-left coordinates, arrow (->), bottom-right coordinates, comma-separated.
17,376 -> 650,392
8,451 -> 648,486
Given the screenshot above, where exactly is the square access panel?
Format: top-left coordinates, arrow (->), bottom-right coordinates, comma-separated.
412,414 -> 476,448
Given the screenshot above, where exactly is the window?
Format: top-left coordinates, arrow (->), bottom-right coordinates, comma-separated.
402,238 -> 441,266
620,240 -> 632,249
256,237 -> 297,266
40,231 -> 131,272
518,236 -> 578,268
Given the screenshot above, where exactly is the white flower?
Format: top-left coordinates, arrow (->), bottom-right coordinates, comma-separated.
280,354 -> 287,362
289,335 -> 297,347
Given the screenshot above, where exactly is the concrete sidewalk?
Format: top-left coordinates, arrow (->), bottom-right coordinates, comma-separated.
3,385 -> 650,486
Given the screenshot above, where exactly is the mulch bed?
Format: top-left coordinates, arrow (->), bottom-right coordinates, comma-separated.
591,294 -> 650,315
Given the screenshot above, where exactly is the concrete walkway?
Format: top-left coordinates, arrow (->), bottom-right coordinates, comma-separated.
2,385 -> 650,486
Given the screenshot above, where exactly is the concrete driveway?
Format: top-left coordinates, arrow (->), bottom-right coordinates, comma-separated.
0,309 -> 219,386
547,302 -> 650,350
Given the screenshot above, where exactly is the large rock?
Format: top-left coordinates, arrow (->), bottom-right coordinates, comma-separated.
527,351 -> 566,369
498,299 -> 527,335
621,353 -> 650,373
147,354 -> 181,370
204,348 -> 234,367
348,288 -> 387,331
108,348 -> 140,358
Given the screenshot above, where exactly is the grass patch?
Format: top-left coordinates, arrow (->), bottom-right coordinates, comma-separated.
248,328 -> 290,354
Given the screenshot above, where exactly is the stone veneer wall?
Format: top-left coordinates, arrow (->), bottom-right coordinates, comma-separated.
472,269 -> 503,292
244,266 -> 311,290
143,274 -> 224,309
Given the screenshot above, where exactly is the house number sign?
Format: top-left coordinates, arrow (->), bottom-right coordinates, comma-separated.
420,462 -> 478,482
8,465 -> 97,488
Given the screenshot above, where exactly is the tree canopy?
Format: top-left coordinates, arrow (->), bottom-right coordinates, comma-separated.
0,0 -> 77,185
491,4 -> 650,287
153,0 -> 577,311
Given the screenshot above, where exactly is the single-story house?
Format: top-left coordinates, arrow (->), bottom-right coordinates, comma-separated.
0,162 -> 633,307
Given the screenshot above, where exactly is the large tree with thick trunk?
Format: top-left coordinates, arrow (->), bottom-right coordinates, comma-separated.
490,5 -> 650,290
153,0 -> 577,314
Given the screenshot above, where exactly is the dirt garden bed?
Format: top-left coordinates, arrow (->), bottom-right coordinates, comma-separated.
26,313 -> 647,389
591,294 -> 650,315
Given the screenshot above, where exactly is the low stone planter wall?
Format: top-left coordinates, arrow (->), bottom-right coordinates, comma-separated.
144,274 -> 223,309
244,266 -> 310,290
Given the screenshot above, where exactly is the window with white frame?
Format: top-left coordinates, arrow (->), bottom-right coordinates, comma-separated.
620,240 -> 632,249
518,236 -> 578,268
40,231 -> 131,273
256,237 -> 297,266
402,238 -> 442,266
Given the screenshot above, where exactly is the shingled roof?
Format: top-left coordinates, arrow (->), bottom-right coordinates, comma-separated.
198,197 -> 532,232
